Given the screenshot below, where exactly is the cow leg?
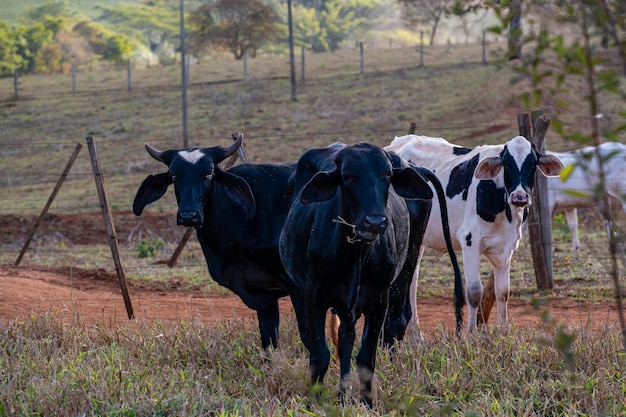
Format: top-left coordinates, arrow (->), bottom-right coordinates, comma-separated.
306,300 -> 331,392
384,256 -> 418,348
478,270 -> 495,325
564,208 -> 580,251
493,263 -> 511,328
288,287 -> 312,351
256,301 -> 280,351
336,312 -> 356,403
356,305 -> 386,406
463,248 -> 483,332
407,246 -> 426,339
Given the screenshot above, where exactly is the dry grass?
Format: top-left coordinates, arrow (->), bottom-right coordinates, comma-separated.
0,312 -> 624,416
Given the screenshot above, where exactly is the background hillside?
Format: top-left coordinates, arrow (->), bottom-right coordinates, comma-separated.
2,0 -> 140,24
1,40 -> 624,217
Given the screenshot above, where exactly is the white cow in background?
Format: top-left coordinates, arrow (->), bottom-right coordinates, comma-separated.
548,142 -> 626,251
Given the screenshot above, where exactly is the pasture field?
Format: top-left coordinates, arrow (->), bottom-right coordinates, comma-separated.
1,42 -> 625,415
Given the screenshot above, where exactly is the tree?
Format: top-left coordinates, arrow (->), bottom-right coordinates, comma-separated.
71,20 -> 135,66
23,0 -> 75,22
0,21 -> 22,76
13,21 -> 58,73
94,0 -> 179,57
396,0 -> 456,45
273,0 -> 379,52
188,0 -> 280,59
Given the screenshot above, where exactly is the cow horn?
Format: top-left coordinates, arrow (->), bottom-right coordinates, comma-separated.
144,143 -> 166,163
221,132 -> 243,159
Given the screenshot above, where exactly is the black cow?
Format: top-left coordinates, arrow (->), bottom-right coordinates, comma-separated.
279,142 -> 444,404
133,134 -> 296,350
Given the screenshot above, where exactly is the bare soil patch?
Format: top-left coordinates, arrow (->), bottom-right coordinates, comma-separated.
0,212 -> 622,334
0,264 -> 621,335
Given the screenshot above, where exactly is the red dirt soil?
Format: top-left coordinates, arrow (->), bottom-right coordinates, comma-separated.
0,264 -> 621,334
0,212 -> 623,334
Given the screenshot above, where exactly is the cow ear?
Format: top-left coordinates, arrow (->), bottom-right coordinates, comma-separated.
475,156 -> 503,179
391,168 -> 433,200
133,172 -> 172,215
300,171 -> 339,203
537,154 -> 564,177
215,170 -> 256,219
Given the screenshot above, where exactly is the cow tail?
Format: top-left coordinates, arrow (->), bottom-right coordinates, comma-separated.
418,167 -> 465,335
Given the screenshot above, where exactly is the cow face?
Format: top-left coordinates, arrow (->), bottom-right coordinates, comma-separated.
133,134 -> 255,227
300,143 -> 431,242
475,136 -> 563,209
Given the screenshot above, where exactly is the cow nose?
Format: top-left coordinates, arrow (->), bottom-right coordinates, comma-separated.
177,210 -> 201,226
364,215 -> 388,233
511,193 -> 529,206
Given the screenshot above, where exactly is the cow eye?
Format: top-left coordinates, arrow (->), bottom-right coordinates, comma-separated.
169,172 -> 177,182
204,173 -> 213,182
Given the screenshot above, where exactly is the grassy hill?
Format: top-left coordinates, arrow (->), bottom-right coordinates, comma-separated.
1,0 -> 140,24
0,41 -> 624,216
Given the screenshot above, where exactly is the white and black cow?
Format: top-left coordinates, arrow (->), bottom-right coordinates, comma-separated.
279,142 -> 436,404
133,134 -> 297,350
386,134 -> 564,332
548,142 -> 626,251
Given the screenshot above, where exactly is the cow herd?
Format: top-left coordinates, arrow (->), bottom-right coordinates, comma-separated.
133,132 -> 625,404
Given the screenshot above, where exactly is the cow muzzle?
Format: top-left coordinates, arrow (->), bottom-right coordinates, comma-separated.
357,215 -> 388,242
177,210 -> 202,226
510,192 -> 529,207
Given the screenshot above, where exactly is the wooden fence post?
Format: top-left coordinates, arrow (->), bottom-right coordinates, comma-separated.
13,70 -> 19,99
301,46 -> 305,82
15,143 -> 83,266
359,42 -> 364,74
528,111 -> 554,289
127,60 -> 132,92
419,31 -> 424,67
72,64 -> 77,96
86,136 -> 135,319
482,30 -> 487,65
243,51 -> 248,81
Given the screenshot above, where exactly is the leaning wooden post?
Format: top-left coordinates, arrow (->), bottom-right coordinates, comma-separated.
530,111 -> 554,289
86,136 -> 135,319
166,133 -> 249,267
520,111 -> 553,290
15,143 -> 83,266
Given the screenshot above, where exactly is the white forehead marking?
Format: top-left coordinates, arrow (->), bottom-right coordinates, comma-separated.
179,149 -> 204,164
507,136 -> 532,167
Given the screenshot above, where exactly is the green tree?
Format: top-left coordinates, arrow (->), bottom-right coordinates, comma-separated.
23,0 -> 75,22
13,20 -> 58,73
275,0 -> 379,52
0,21 -> 22,76
95,0 -> 179,60
189,0 -> 280,59
101,33 -> 134,65
396,0 -> 458,45
34,41 -> 64,73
